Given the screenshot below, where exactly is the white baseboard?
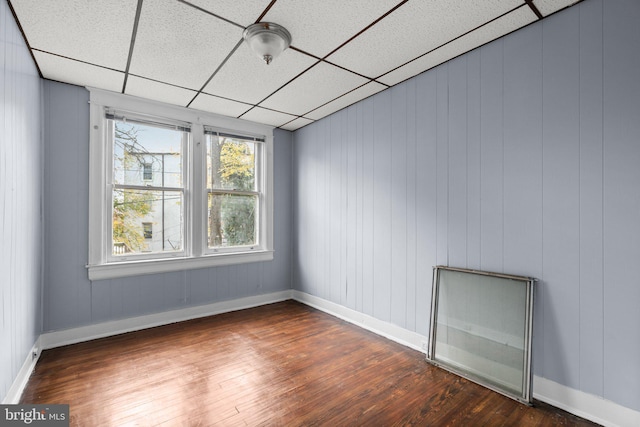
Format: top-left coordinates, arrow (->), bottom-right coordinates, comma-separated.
292,290 -> 640,427
2,338 -> 42,404
534,376 -> 640,427
291,290 -> 428,353
7,291 -> 290,404
8,289 -> 639,427
40,290 -> 292,349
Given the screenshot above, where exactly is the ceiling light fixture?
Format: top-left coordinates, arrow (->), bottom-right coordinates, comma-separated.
243,22 -> 292,65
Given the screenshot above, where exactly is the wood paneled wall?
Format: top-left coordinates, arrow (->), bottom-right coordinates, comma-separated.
292,0 -> 640,412
0,0 -> 43,402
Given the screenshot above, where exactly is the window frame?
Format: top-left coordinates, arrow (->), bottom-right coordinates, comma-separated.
87,88 -> 274,281
204,130 -> 264,254
106,113 -> 189,263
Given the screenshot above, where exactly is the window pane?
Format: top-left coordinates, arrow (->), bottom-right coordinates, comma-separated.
207,136 -> 255,191
433,269 -> 530,397
207,194 -> 257,248
113,189 -> 183,255
113,120 -> 183,188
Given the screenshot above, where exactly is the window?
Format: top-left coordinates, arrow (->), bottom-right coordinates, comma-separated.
88,89 -> 273,280
142,163 -> 153,181
206,130 -> 263,250
110,115 -> 186,258
142,222 -> 153,240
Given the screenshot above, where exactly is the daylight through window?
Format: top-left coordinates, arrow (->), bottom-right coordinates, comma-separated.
110,116 -> 186,257
206,130 -> 263,250
87,89 -> 274,280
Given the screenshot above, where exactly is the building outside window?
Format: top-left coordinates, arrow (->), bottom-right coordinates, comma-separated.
142,222 -> 153,239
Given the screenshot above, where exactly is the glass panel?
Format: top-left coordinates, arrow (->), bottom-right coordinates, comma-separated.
207,135 -> 256,191
113,120 -> 183,188
433,269 -> 529,397
207,194 -> 257,248
112,189 -> 183,255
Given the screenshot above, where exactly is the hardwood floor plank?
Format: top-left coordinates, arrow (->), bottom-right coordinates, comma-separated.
20,301 -> 598,426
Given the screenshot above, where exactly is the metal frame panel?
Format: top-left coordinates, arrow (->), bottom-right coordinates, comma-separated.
428,265 -> 535,404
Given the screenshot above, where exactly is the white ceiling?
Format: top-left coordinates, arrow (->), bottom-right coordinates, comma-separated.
9,0 -> 581,131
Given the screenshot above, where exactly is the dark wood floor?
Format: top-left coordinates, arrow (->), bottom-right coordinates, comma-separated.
21,300 -> 598,426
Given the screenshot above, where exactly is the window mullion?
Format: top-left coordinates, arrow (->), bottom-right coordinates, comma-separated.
190,123 -> 205,258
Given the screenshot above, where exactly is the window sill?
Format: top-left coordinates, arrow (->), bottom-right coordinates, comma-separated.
87,250 -> 274,281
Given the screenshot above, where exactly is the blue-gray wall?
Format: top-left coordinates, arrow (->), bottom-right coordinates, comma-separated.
0,0 -> 43,402
42,80 -> 292,332
292,0 -> 639,412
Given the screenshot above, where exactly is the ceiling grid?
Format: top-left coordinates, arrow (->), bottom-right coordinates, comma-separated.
8,0 -> 582,131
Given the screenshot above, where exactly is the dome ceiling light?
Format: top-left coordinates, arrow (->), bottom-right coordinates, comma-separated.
243,22 -> 292,65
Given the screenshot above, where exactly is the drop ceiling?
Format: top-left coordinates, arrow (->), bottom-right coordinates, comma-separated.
9,0 -> 581,131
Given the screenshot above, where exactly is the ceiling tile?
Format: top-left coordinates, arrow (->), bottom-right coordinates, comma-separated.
280,117 -> 314,131
124,76 -> 197,108
189,93 -> 253,117
129,0 -> 242,91
240,108 -> 297,128
327,0 -> 523,78
306,82 -> 387,121
10,0 -> 135,70
203,43 -> 317,105
183,0 -> 272,27
33,51 -> 124,92
533,0 -> 581,17
259,62 -> 369,116
379,6 -> 537,86
263,0 -> 401,58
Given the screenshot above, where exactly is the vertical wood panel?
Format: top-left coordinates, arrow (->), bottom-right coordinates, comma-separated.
346,105 -> 358,310
602,0 -> 640,410
44,83 -> 92,330
390,83 -> 408,328
302,124 -> 318,297
415,71 -> 438,336
188,268 -> 215,304
340,110 -> 349,306
405,79 -> 418,331
466,50 -> 482,271
447,57 -> 468,268
354,102 -> 364,313
502,24 -> 544,377
329,114 -> 342,303
319,119 -> 330,300
361,97 -> 375,317
542,9 -> 581,389
436,66 -> 449,266
0,0 -> 42,402
479,40 -> 504,273
372,90 -> 392,321
272,129 -> 293,292
578,0 -> 604,398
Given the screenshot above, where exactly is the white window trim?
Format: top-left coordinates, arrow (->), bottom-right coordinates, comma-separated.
87,88 -> 274,281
